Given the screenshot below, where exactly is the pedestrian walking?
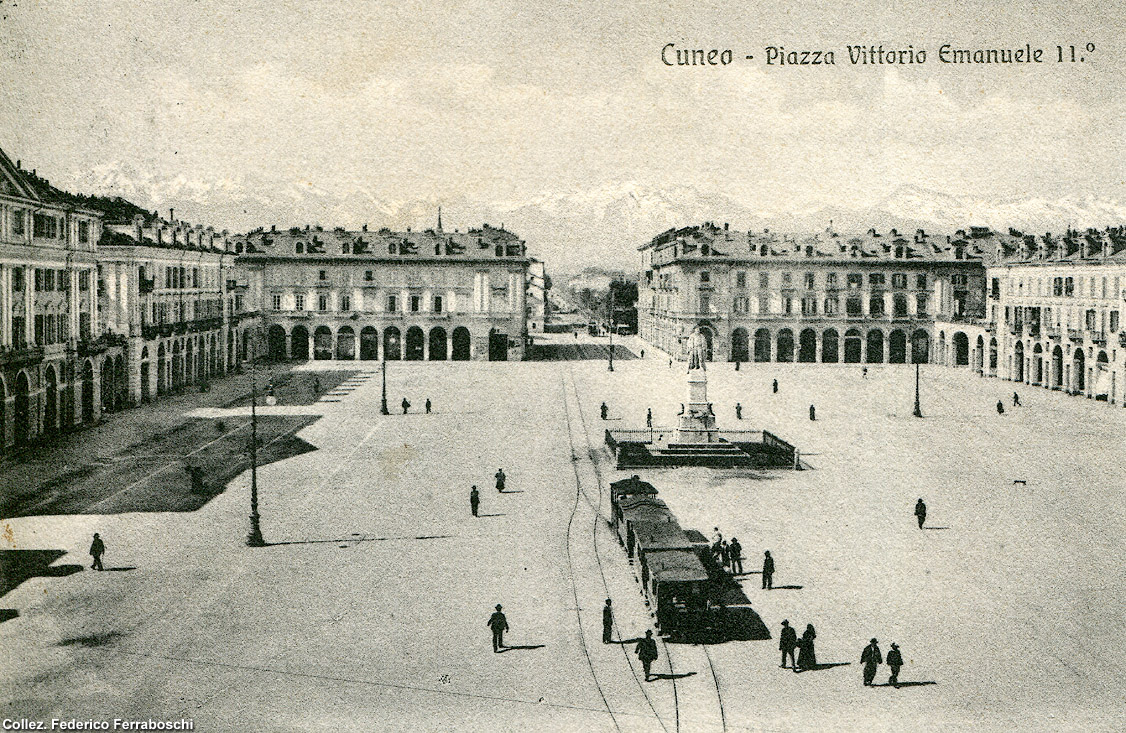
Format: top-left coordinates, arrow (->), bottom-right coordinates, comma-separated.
735,360 -> 740,371
401,397 -> 410,414
470,486 -> 480,517
487,604 -> 509,652
602,598 -> 614,644
772,378 -> 778,394
425,398 -> 432,414
886,643 -> 903,687
89,533 -> 105,571
779,620 -> 798,669
735,402 -> 742,420
495,468 -> 506,493
600,402 -> 608,420
809,404 -> 816,421
729,537 -> 743,574
646,408 -> 653,428
796,624 -> 817,671
668,358 -> 672,369
640,348 -> 645,358
762,550 -> 775,590
635,630 -> 659,681
862,367 -> 868,379
861,638 -> 883,686
1013,392 -> 1021,407
996,400 -> 1005,415
915,498 -> 927,529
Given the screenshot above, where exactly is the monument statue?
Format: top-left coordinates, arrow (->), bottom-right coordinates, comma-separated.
687,328 -> 708,370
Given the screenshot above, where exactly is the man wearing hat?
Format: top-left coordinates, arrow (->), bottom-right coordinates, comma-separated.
886,643 -> 904,687
487,604 -> 509,652
861,638 -> 883,686
779,620 -> 798,669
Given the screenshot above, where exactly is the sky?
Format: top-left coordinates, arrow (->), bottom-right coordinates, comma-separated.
1,0 -> 1124,269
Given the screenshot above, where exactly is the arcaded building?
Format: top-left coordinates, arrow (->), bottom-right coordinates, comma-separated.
235,221 -> 531,362
0,149 -> 102,450
98,214 -> 258,406
638,223 -> 988,365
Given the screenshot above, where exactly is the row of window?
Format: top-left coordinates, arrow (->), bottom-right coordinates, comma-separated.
722,271 -> 931,290
1006,274 -> 1123,299
144,298 -> 224,326
8,312 -> 90,348
276,293 -> 445,313
5,210 -> 91,243
1008,306 -> 1121,334
11,268 -> 91,292
726,292 -> 929,317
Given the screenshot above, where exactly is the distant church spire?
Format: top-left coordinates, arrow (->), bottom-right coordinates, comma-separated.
437,206 -> 443,232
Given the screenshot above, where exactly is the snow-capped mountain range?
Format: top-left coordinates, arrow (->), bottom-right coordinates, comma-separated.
64,163 -> 1126,273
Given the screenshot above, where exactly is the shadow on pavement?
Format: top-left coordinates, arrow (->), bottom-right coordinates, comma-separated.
797,662 -> 851,672
0,609 -> 18,623
651,671 -> 697,680
0,550 -> 82,598
498,644 -> 545,653
104,567 -> 137,572
872,681 -> 937,688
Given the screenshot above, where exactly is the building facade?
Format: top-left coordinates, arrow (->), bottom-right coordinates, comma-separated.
0,150 -> 103,451
639,223 -> 987,365
236,222 -> 530,363
526,257 -> 548,333
99,214 -> 257,407
986,227 -> 1126,405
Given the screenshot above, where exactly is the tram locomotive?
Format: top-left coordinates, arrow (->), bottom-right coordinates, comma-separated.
609,475 -> 726,637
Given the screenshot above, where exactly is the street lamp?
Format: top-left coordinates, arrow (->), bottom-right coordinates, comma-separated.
913,361 -> 923,418
247,380 -> 266,546
380,345 -> 390,415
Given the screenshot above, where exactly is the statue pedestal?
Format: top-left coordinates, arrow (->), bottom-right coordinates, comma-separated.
676,369 -> 717,443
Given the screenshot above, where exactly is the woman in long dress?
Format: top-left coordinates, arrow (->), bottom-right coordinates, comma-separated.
796,623 -> 817,671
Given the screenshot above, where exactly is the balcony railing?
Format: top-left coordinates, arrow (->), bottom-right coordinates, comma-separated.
0,345 -> 45,367
1067,328 -> 1083,342
1090,330 -> 1107,346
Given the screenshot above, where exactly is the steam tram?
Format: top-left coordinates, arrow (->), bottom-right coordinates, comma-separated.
609,475 -> 721,636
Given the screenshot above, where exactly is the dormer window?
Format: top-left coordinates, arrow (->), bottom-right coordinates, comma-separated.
296,241 -> 304,254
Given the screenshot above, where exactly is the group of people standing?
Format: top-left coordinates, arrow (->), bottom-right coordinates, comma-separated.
469,468 -> 508,517
709,527 -> 744,575
861,638 -> 905,687
778,620 -> 818,672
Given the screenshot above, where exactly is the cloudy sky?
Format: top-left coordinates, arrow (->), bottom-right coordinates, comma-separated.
1,0 -> 1123,267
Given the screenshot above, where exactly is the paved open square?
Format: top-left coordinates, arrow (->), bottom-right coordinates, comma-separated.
3,341 -> 1124,732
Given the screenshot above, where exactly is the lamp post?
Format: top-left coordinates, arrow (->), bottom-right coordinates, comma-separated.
913,361 -> 923,418
607,287 -> 615,372
246,380 -> 266,546
380,346 -> 390,415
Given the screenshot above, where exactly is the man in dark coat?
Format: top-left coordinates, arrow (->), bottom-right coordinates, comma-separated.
425,398 -> 432,414
772,379 -> 778,394
488,604 -> 509,652
401,398 -> 410,414
915,498 -> 927,529
728,537 -> 743,575
635,629 -> 658,680
470,486 -> 480,517
495,468 -> 506,493
762,550 -> 775,590
886,643 -> 904,687
1013,392 -> 1021,407
861,638 -> 882,686
602,598 -> 614,644
809,404 -> 816,421
735,403 -> 742,420
996,400 -> 1005,415
89,533 -> 105,571
779,620 -> 798,669
600,402 -> 608,420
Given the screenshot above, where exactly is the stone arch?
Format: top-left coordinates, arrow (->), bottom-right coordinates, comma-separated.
291,325 -> 310,360
730,328 -> 749,362
974,335 -> 985,374
1013,340 -> 1025,382
866,329 -> 885,363
1050,344 -> 1062,388
451,326 -> 471,361
1032,342 -> 1043,384
429,327 -> 448,361
822,328 -> 839,363
1073,348 -> 1085,393
989,337 -> 999,376
14,370 -> 31,445
776,328 -> 794,363
937,331 -> 947,366
157,343 -> 167,395
888,329 -> 907,364
695,322 -> 716,361
953,332 -> 969,366
336,325 -> 356,360
313,326 -> 333,360
81,359 -> 95,423
384,326 -> 402,360
140,346 -> 151,403
753,328 -> 771,362
844,328 -> 862,363
798,328 -> 817,363
405,326 -> 425,360
268,324 -> 287,361
43,364 -> 58,433
360,326 -> 379,360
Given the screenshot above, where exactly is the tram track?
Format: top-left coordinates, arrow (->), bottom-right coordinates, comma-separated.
560,370 -> 672,733
564,366 -> 729,733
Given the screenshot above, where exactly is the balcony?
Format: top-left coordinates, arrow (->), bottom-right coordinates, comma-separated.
1067,328 -> 1083,342
0,345 -> 45,367
1090,330 -> 1107,346
77,333 -> 127,357
1045,326 -> 1061,339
